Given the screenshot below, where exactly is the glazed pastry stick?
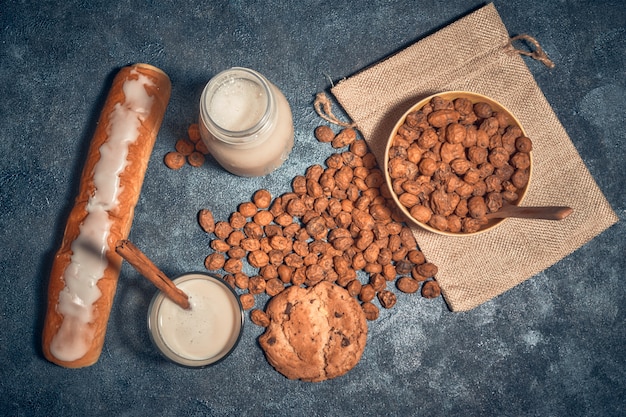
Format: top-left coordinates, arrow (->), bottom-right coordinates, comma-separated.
42,64 -> 171,368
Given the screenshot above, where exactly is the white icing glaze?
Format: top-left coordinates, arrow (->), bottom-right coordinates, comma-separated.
50,69 -> 155,362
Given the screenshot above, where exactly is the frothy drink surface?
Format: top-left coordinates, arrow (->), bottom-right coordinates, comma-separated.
209,78 -> 267,131
157,278 -> 239,360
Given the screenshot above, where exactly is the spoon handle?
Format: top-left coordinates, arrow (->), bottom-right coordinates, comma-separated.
486,206 -> 573,220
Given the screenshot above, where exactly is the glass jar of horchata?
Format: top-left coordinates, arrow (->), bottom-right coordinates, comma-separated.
147,272 -> 244,368
198,67 -> 294,177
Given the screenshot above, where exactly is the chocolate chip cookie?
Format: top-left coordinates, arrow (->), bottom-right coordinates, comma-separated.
258,281 -> 367,382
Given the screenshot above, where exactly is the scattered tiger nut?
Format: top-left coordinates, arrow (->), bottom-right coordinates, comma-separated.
238,202 -> 258,218
198,209 -> 215,233
361,302 -> 380,321
175,138 -> 195,156
164,151 -> 186,170
195,139 -> 210,155
359,284 -> 376,302
397,277 -> 420,293
244,222 -> 264,239
253,189 -> 272,209
187,123 -> 201,142
239,293 -> 255,310
250,309 -> 270,327
210,239 -> 230,253
286,198 -> 307,217
291,268 -> 306,286
314,125 -> 335,143
332,127 -> 357,148
224,258 -> 243,274
248,276 -> 266,294
260,264 -> 278,280
240,237 -> 261,252
411,267 -> 428,282
382,264 -> 397,281
187,151 -> 205,167
369,273 -> 386,292
214,221 -> 233,240
350,140 -> 369,157
421,280 -> 441,299
305,264 -> 325,285
229,212 -> 247,229
395,260 -> 413,275
407,249 -> 426,265
234,272 -> 250,290
268,235 -> 290,251
416,262 -> 438,278
277,264 -> 294,283
346,279 -> 362,297
265,278 -> 285,297
226,230 -> 245,246
204,253 -> 225,270
253,210 -> 274,226
248,250 -> 270,268
221,275 -> 235,289
377,290 -> 397,308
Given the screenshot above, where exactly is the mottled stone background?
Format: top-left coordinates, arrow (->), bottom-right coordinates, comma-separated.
1,1 -> 624,416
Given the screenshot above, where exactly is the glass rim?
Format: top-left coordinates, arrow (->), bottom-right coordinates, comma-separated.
199,67 -> 275,143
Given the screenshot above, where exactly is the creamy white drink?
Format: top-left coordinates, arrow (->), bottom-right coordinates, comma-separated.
199,67 -> 294,177
148,273 -> 243,367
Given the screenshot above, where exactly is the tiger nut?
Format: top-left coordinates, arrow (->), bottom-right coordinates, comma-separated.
421,280 -> 441,299
248,250 -> 270,268
250,309 -> 270,327
361,302 -> 380,321
377,290 -> 397,308
248,276 -> 266,294
198,209 -> 215,234
397,277 -> 420,293
332,127 -> 357,148
314,125 -> 335,143
204,253 -> 225,270
252,189 -> 272,209
428,109 -> 460,127
239,293 -> 255,310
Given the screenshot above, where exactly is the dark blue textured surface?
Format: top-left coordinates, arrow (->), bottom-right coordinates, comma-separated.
1,1 -> 624,416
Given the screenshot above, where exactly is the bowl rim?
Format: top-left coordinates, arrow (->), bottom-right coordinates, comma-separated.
383,90 -> 532,237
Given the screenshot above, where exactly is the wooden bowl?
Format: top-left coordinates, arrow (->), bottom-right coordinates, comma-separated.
383,91 -> 532,236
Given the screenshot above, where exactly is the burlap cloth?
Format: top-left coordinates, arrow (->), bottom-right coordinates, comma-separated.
327,3 -> 618,312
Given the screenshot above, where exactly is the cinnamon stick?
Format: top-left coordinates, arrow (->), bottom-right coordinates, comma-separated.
115,240 -> 190,310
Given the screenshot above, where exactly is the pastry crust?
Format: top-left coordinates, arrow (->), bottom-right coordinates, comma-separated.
42,64 -> 171,368
259,281 -> 368,382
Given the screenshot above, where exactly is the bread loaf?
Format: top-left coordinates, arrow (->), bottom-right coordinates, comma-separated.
42,63 -> 171,368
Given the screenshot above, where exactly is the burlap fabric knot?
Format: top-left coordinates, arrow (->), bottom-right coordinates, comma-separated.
318,3 -> 618,311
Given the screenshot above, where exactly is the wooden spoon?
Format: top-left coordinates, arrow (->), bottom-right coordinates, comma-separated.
486,205 -> 573,220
